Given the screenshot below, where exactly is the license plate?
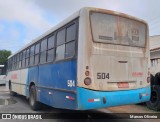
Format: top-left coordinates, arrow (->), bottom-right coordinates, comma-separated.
117,82 -> 129,88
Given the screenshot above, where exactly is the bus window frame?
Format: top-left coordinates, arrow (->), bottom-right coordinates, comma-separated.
55,20 -> 78,62
7,18 -> 79,71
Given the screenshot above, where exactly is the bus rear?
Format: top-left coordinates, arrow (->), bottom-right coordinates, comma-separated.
77,8 -> 150,110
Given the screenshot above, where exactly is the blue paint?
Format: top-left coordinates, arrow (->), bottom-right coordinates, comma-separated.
38,60 -> 77,91
26,66 -> 39,97
77,86 -> 150,110
26,59 -> 77,109
38,88 -> 77,109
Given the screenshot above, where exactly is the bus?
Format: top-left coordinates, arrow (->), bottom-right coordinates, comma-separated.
0,65 -> 6,85
6,7 -> 150,111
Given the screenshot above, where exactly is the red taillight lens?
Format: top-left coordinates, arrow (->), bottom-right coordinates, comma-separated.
147,77 -> 150,83
85,71 -> 89,76
88,99 -> 94,102
84,77 -> 92,85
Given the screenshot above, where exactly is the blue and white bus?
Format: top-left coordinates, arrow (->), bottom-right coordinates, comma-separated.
6,7 -> 150,110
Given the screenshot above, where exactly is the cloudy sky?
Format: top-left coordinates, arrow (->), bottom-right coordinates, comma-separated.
0,0 -> 160,53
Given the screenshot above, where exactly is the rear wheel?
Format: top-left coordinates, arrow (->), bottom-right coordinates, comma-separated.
150,74 -> 155,86
154,73 -> 160,85
29,85 -> 41,111
146,86 -> 160,111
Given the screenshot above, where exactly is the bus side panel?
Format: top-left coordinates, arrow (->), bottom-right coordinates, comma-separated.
37,59 -> 77,109
20,68 -> 28,96
26,66 -> 39,97
10,70 -> 21,94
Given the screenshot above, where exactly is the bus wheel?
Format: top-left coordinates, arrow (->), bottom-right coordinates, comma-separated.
150,74 -> 155,86
29,85 -> 41,111
146,86 -> 160,111
154,73 -> 160,85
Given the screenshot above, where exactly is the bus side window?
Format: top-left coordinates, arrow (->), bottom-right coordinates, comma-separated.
47,35 -> 55,62
65,23 -> 76,58
13,56 -> 17,70
25,48 -> 30,67
30,45 -> 35,66
56,45 -> 65,60
22,50 -> 26,68
19,52 -> 22,68
34,43 -> 40,65
16,53 -> 19,69
40,39 -> 47,64
7,59 -> 9,71
56,29 -> 66,60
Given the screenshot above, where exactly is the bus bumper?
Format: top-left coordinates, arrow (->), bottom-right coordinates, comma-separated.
77,86 -> 150,110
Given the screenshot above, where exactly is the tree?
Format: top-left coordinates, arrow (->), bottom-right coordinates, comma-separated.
0,50 -> 12,65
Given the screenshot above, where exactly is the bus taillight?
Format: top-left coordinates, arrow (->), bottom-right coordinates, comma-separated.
85,71 -> 89,76
84,77 -> 92,85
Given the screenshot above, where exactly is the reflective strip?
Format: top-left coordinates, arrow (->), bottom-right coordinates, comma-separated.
88,98 -> 100,102
142,93 -> 148,96
48,92 -> 52,95
94,99 -> 100,102
88,99 -> 94,102
66,96 -> 74,100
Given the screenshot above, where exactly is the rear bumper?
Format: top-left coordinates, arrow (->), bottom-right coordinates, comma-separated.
77,86 -> 150,110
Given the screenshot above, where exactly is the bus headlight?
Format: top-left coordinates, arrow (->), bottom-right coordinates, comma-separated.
84,77 -> 92,86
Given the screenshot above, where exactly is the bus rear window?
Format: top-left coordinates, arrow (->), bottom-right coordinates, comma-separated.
90,12 -> 146,47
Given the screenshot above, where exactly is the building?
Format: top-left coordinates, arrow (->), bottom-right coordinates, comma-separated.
150,35 -> 160,75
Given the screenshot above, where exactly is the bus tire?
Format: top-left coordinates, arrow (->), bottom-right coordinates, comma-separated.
146,86 -> 160,111
154,73 -> 160,85
29,85 -> 41,111
150,74 -> 155,86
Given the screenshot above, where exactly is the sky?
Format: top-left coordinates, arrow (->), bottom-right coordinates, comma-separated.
0,0 -> 160,53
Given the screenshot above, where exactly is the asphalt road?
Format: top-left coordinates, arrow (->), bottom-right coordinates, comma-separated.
0,85 -> 160,122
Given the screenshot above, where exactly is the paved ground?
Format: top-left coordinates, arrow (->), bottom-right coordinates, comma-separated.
107,104 -> 158,113
0,85 -> 160,122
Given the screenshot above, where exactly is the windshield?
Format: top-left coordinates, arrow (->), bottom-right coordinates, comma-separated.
90,12 -> 146,47
0,68 -> 4,75
0,66 -> 6,75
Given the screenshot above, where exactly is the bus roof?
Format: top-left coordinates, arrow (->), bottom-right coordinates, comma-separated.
9,7 -> 148,59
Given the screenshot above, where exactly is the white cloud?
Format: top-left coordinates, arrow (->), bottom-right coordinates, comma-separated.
0,0 -> 54,32
0,0 -> 58,53
32,0 -> 160,35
